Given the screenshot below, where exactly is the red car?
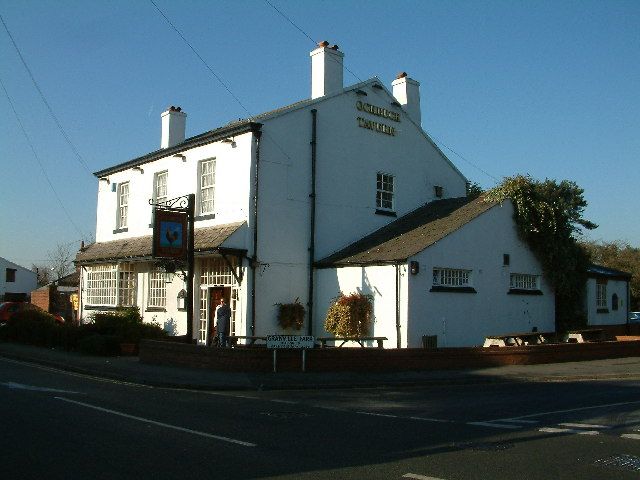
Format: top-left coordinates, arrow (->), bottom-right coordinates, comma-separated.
0,302 -> 64,325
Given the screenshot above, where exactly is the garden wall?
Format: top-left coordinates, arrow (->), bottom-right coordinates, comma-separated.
139,339 -> 640,373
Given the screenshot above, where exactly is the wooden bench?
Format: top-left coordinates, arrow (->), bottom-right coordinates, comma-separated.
227,336 -> 267,347
483,331 -> 558,347
316,336 -> 388,348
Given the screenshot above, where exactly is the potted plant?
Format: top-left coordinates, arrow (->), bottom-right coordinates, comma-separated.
324,292 -> 373,337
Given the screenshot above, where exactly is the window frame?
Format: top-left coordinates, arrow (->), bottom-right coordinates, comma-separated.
147,270 -> 167,310
430,267 -> 476,293
197,158 -> 216,218
5,268 -> 16,283
508,273 -> 543,295
153,170 -> 168,206
596,280 -> 608,311
85,263 -> 137,307
116,181 -> 130,231
375,172 -> 395,214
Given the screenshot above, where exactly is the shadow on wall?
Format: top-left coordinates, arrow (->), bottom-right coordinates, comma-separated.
164,318 -> 178,336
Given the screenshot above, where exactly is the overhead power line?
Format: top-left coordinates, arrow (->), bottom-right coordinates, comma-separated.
0,14 -> 92,175
0,75 -> 84,237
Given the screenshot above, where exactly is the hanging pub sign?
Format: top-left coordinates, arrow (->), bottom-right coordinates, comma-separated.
152,208 -> 188,260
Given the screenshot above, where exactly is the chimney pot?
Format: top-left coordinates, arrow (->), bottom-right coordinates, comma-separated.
318,40 -> 329,47
330,44 -> 339,50
396,71 -> 408,79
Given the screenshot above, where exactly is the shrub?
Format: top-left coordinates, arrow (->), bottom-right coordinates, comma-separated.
276,300 -> 305,331
77,334 -> 120,356
324,292 -> 373,337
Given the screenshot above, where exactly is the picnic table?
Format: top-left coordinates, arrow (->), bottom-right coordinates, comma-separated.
564,328 -> 606,343
227,336 -> 267,347
483,331 -> 558,347
315,336 -> 388,348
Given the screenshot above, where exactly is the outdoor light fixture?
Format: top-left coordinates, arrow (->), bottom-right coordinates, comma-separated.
355,89 -> 367,96
132,166 -> 144,174
99,177 -> 110,184
173,154 -> 187,162
177,289 -> 187,310
222,137 -> 237,148
410,261 -> 419,275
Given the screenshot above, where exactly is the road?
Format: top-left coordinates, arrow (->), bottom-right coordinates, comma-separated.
1,356 -> 639,479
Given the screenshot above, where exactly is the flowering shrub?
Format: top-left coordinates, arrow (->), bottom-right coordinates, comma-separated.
276,300 -> 305,331
324,292 -> 373,337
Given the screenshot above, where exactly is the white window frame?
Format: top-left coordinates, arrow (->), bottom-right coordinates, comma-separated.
509,273 -> 540,291
153,171 -> 168,205
148,270 -> 166,309
117,182 -> 130,229
432,268 -> 472,288
376,172 -> 394,212
596,282 -> 607,309
85,263 -> 136,307
198,158 -> 216,216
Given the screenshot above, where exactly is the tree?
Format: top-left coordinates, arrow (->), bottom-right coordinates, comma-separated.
581,240 -> 640,311
31,264 -> 52,287
48,243 -> 74,281
484,175 -> 597,331
466,181 -> 483,200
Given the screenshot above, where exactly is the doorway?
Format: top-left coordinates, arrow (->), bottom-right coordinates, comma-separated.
208,286 -> 231,346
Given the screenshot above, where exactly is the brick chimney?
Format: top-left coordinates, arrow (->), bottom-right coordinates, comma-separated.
310,41 -> 344,99
392,72 -> 421,125
161,106 -> 187,149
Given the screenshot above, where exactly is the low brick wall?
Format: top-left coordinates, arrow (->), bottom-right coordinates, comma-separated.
140,339 -> 640,373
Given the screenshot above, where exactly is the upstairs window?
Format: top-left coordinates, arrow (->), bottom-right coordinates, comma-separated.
154,171 -> 168,205
117,182 -> 130,229
376,172 -> 394,212
199,159 -> 216,216
510,273 -> 540,291
5,268 -> 16,283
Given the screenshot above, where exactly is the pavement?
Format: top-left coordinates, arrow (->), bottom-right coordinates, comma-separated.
1,341 -> 640,391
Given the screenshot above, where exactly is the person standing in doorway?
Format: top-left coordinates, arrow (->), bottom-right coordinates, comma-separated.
215,297 -> 231,347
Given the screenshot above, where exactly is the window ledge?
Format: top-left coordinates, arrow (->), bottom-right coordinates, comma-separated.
84,305 -> 119,311
430,286 -> 477,294
375,209 -> 397,217
508,289 -> 543,296
195,214 -> 216,221
597,308 -> 610,314
113,227 -> 128,234
145,307 -> 167,313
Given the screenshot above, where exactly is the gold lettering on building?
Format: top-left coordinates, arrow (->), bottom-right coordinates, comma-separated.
356,101 -> 400,122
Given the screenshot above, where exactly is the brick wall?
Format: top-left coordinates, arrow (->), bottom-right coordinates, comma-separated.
30,287 -> 51,312
140,340 -> 640,373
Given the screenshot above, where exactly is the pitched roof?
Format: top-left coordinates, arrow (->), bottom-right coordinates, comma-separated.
587,264 -> 631,280
316,196 -> 498,267
75,222 -> 245,265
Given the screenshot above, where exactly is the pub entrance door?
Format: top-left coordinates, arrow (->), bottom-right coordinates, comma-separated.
208,286 -> 231,346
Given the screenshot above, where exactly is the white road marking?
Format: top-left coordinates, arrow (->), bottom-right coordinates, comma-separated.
467,421 -> 522,430
409,416 -> 451,423
539,427 -> 599,435
558,422 -> 610,429
494,400 -> 640,422
356,411 -> 398,418
621,434 -> 640,440
498,419 -> 538,424
1,381 -> 80,394
55,397 -> 256,447
403,473 -> 447,480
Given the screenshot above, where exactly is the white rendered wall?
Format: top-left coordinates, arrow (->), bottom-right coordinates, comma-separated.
0,258 -> 37,298
315,265 -> 403,347
585,277 -> 629,326
406,201 -> 555,348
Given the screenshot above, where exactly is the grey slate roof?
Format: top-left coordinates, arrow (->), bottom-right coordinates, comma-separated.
587,264 -> 632,280
75,222 -> 245,265
316,196 -> 498,267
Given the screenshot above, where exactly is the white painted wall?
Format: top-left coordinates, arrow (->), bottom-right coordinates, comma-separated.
0,257 -> 37,299
407,201 -> 555,347
585,277 -> 629,326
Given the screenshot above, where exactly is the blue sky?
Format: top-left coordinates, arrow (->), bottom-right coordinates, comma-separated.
1,0 -> 638,269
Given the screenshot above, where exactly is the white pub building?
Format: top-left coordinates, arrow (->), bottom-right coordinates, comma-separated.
76,42 -> 555,347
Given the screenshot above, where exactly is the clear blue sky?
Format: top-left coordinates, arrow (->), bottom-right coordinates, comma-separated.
1,0 -> 638,269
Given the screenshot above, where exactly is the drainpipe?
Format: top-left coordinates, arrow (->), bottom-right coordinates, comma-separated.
307,109 -> 318,337
396,263 -> 401,348
250,130 -> 262,336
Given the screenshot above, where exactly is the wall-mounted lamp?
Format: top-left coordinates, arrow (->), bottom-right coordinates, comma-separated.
132,166 -> 144,174
99,177 -> 110,185
173,154 -> 187,162
177,289 -> 187,310
355,89 -> 368,96
410,261 -> 420,275
390,101 -> 401,107
222,137 -> 237,148
372,83 -> 384,90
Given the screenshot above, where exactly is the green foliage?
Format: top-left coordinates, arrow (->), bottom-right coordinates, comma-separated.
484,175 -> 596,331
324,292 -> 373,337
466,181 -> 484,200
1,306 -> 166,355
276,300 -> 305,331
582,240 -> 640,310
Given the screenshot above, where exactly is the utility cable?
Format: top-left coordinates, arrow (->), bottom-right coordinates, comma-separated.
0,75 -> 84,237
0,13 -> 92,175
